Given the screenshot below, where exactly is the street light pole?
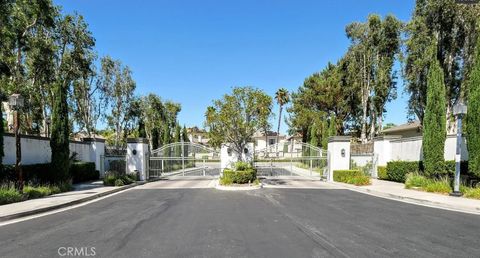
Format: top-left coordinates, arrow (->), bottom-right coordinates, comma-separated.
450,101 -> 467,197
9,94 -> 25,192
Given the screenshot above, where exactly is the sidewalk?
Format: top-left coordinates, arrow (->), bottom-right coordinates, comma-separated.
336,179 -> 480,215
0,181 -> 140,222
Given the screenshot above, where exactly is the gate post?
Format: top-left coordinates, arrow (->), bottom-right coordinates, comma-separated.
127,138 -> 149,181
327,136 -> 351,182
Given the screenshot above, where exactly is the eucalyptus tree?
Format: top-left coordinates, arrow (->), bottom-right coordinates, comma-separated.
104,59 -> 136,149
404,0 -> 480,128
139,94 -> 165,149
274,88 -> 289,151
50,13 -> 95,180
345,14 -> 401,142
204,87 -> 273,161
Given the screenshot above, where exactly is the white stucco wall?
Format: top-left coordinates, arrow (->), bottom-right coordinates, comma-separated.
351,154 -> 373,167
384,135 -> 468,163
2,134 -> 105,170
126,140 -> 149,181
327,137 -> 351,181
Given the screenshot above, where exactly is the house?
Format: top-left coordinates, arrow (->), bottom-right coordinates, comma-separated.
381,121 -> 422,138
187,126 -> 209,145
252,130 -> 287,151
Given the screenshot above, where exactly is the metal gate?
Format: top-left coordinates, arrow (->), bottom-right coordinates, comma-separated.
149,142 -> 221,179
254,142 -> 328,179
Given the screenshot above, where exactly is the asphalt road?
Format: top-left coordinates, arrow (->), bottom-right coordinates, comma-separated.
1,181 -> 480,258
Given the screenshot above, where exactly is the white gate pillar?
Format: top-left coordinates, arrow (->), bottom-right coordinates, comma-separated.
327,136 -> 351,182
127,138 -> 149,181
221,143 -> 254,170
81,137 -> 106,173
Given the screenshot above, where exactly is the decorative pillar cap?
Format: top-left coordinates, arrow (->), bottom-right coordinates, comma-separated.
127,138 -> 149,144
328,136 -> 351,143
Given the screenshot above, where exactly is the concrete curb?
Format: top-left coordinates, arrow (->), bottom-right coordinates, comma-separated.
332,181 -> 480,215
0,182 -> 145,222
214,179 -> 263,191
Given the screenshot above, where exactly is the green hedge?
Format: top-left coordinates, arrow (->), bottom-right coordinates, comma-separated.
71,162 -> 99,183
1,162 -> 98,184
103,171 -> 137,186
221,169 -> 257,185
386,160 -> 471,183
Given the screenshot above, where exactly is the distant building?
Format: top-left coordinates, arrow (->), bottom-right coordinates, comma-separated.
187,126 -> 209,145
381,121 -> 422,138
252,130 -> 287,150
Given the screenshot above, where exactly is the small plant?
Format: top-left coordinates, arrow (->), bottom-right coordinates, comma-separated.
234,161 -> 252,171
461,186 -> 480,199
423,178 -> 451,194
0,185 -> 23,205
219,176 -> 233,186
377,166 -> 388,180
405,173 -> 430,189
114,179 -> 125,186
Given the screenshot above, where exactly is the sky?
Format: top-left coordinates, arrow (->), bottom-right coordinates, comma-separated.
56,0 -> 416,134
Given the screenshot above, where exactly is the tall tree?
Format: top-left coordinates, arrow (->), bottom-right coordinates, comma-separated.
50,13 -> 95,181
205,87 -> 273,161
423,45 -> 447,177
467,35 -> 480,177
182,125 -> 189,142
404,0 -> 480,128
104,58 -> 136,149
345,14 -> 401,142
275,88 -> 290,152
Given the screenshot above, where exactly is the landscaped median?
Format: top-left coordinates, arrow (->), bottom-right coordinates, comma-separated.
333,170 -> 371,186
216,162 -> 261,190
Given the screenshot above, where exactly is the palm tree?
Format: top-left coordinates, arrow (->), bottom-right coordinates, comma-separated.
275,88 -> 290,154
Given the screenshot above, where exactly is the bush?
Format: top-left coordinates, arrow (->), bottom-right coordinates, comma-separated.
346,175 -> 371,186
1,162 -> 98,184
71,162 -> 98,183
377,166 -> 388,180
461,186 -> 480,199
386,161 -> 422,183
220,168 -> 257,185
234,161 -> 252,171
0,185 -> 23,205
103,171 -> 136,186
404,173 -> 451,194
114,179 -> 125,186
405,173 -> 430,189
333,170 -> 363,182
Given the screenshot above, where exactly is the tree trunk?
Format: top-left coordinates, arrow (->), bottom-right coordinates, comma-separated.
276,105 -> 283,155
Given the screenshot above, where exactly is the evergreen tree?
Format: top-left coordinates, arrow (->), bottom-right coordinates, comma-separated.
423,45 -> 447,177
467,36 -> 480,177
151,128 -> 159,150
50,83 -> 70,181
182,126 -> 189,142
162,125 -> 171,145
309,123 -> 318,147
0,96 -> 4,171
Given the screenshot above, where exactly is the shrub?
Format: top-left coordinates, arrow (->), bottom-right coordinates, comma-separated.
234,161 -> 252,171
377,166 -> 388,180
114,179 -> 125,186
461,186 -> 480,199
71,162 -> 98,183
220,168 -> 257,185
103,171 -> 136,186
333,170 -> 363,183
424,178 -> 451,194
386,161 -> 422,183
405,173 -> 430,189
23,186 -> 53,199
347,175 -> 371,186
0,185 -> 23,205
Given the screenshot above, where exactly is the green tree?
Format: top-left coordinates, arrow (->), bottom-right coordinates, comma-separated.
467,35 -> 480,177
0,95 -> 4,170
50,13 -> 95,181
404,0 -> 480,128
275,88 -> 290,152
182,126 -> 189,142
205,86 -> 273,160
423,45 -> 447,177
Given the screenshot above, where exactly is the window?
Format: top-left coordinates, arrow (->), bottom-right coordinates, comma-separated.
269,139 -> 275,145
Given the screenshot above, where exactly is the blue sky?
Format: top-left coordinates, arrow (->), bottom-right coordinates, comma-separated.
57,0 -> 415,134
